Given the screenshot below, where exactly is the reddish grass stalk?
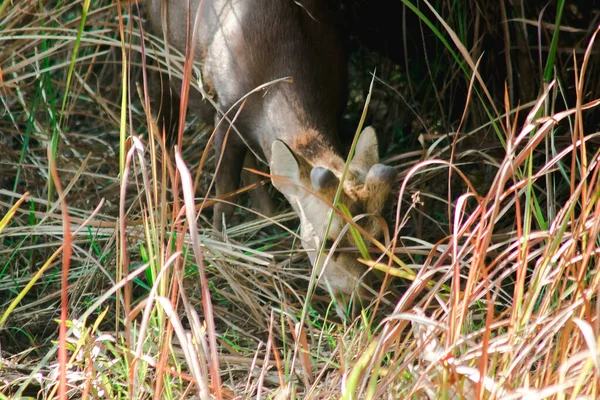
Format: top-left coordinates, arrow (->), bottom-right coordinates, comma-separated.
48,146 -> 72,399
268,311 -> 287,391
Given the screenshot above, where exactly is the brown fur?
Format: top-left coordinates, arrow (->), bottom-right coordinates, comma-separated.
147,0 -> 396,315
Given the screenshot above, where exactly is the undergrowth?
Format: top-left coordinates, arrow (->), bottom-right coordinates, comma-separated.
2,0 -> 600,399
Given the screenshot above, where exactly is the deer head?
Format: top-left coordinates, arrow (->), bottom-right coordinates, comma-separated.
270,126 -> 396,309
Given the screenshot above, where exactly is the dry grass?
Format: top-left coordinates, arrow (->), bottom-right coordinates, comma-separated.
2,0 -> 600,399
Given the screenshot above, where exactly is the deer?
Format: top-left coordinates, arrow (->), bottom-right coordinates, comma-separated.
146,0 -> 397,312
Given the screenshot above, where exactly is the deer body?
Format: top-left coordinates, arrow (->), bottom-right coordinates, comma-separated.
147,0 -> 395,308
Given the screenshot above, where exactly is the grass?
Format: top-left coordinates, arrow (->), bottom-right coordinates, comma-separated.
2,0 -> 600,399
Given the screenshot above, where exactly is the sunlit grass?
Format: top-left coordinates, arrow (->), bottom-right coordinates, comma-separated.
2,0 -> 600,399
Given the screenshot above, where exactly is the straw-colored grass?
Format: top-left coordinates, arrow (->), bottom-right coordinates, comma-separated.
2,1 -> 600,399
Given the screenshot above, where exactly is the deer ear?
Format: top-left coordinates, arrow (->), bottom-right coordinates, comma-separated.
364,164 -> 396,213
352,126 -> 379,169
310,166 -> 338,192
271,140 -> 303,197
